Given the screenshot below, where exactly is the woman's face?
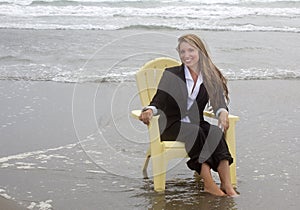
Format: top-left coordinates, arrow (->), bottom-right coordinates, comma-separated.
178,41 -> 200,71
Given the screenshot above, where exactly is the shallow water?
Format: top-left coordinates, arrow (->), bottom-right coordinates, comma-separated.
1,80 -> 299,209
0,29 -> 299,84
0,138 -> 238,209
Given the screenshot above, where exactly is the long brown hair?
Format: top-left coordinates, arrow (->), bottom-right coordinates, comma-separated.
177,34 -> 229,107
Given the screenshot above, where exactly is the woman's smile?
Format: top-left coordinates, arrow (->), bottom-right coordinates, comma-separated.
178,41 -> 199,71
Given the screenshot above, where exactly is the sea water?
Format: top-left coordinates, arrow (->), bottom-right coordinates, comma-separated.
0,0 -> 299,84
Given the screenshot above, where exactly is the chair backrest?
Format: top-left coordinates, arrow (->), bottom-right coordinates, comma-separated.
136,57 -> 181,107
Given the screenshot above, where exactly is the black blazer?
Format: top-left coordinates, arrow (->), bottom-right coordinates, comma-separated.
149,64 -> 227,134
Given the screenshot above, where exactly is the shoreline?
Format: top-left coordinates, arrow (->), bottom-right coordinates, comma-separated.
0,195 -> 25,210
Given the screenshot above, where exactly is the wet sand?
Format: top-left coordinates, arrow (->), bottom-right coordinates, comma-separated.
0,196 -> 25,210
0,79 -> 299,209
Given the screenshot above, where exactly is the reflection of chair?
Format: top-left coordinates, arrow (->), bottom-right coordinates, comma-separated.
131,57 -> 239,192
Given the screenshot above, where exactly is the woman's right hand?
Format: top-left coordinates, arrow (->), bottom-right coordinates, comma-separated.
139,109 -> 153,125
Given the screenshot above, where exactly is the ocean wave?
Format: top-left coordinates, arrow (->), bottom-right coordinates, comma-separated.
1,23 -> 299,33
0,55 -> 32,63
0,1 -> 299,32
122,24 -> 300,33
1,0 -> 300,6
224,68 -> 300,81
1,4 -> 299,18
0,68 -> 299,83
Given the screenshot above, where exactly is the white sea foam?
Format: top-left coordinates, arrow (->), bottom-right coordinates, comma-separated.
0,4 -> 298,18
2,0 -> 300,5
0,143 -> 77,166
86,169 -> 106,174
27,199 -> 53,210
0,65 -> 299,83
0,0 -> 299,31
0,188 -> 13,200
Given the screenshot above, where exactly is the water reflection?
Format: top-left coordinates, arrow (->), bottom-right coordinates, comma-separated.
137,177 -> 237,210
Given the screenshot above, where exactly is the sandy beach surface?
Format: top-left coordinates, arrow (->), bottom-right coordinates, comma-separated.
1,79 -> 299,210
0,195 -> 26,210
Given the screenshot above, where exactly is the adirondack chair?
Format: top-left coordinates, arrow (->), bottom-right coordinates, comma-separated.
131,57 -> 239,192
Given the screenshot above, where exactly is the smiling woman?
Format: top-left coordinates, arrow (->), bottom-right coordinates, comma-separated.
139,34 -> 237,196
177,34 -> 229,109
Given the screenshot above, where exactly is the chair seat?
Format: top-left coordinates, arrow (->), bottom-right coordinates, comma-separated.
162,141 -> 188,160
163,141 -> 185,149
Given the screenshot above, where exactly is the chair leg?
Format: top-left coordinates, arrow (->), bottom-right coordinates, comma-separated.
226,117 -> 238,187
153,172 -> 166,192
230,162 -> 237,187
152,154 -> 167,192
142,148 -> 151,178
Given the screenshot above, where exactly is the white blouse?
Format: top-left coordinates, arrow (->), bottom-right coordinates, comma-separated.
181,65 -> 203,123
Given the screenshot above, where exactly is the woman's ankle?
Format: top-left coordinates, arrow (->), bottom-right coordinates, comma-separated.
203,180 -> 225,196
220,184 -> 239,197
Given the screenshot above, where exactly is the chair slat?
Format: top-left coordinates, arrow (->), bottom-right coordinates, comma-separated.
136,57 -> 180,107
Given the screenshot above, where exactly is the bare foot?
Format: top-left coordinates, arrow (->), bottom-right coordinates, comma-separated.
221,185 -> 239,197
204,185 -> 226,196
200,163 -> 226,196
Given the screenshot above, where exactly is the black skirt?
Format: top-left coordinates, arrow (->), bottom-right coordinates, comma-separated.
161,120 -> 233,174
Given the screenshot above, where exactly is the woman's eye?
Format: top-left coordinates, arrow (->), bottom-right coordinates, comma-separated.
180,48 -> 195,55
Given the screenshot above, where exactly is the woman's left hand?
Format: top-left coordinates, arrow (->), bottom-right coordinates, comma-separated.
218,110 -> 229,132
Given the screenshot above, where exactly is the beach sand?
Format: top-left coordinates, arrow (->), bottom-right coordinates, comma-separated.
0,195 -> 25,210
0,79 -> 299,209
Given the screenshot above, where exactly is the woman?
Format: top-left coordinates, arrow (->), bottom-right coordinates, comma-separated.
139,34 -> 238,197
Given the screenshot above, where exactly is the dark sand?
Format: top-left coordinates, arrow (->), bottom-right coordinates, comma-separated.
0,196 -> 25,210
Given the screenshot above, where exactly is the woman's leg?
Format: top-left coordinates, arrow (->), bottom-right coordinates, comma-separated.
217,160 -> 238,197
162,122 -> 233,196
200,163 -> 225,196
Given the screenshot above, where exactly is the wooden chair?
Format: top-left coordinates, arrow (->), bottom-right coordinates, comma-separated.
131,57 -> 239,192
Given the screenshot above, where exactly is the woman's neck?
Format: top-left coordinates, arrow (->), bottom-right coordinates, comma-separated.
187,63 -> 200,75
188,68 -> 199,85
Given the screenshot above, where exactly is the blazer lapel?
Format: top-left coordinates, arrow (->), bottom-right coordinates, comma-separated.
197,83 -> 206,101
175,64 -> 188,111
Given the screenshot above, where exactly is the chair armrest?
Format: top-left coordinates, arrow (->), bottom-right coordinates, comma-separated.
134,109 -> 239,122
203,110 -> 215,118
131,110 -> 142,119
147,115 -> 163,155
204,110 -> 239,122
131,110 -> 163,154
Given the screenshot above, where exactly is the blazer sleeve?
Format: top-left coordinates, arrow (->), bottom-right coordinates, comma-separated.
149,69 -> 170,112
210,85 -> 228,116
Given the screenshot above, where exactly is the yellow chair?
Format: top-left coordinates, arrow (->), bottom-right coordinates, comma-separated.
131,57 -> 239,192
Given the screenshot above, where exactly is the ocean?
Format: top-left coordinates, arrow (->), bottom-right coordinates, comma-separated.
0,0 -> 300,209
0,0 -> 299,84
0,0 -> 300,31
